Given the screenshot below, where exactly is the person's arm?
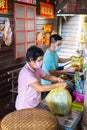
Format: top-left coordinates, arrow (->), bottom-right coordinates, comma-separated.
59,57 -> 70,63
29,81 -> 67,92
49,66 -> 78,76
42,74 -> 64,82
49,69 -> 65,76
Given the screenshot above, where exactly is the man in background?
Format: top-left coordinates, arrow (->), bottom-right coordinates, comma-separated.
41,34 -> 77,98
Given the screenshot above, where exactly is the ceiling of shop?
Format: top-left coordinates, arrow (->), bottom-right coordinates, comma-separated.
56,0 -> 87,15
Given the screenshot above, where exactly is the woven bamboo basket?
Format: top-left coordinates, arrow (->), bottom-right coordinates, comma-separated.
1,108 -> 58,130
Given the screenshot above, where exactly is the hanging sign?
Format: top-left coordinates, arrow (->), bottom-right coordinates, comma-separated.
0,0 -> 8,14
43,33 -> 50,46
36,32 -> 43,46
40,2 -> 54,18
15,0 -> 37,5
3,18 -> 12,46
43,25 -> 51,33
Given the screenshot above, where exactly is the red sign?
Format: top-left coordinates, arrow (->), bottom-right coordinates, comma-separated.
15,0 -> 36,4
40,2 -> 54,18
0,0 -> 8,14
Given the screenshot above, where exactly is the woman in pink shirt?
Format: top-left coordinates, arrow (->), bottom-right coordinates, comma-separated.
15,46 -> 67,110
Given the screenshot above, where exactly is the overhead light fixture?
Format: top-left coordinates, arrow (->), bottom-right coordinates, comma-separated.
57,14 -> 76,16
57,9 -> 61,14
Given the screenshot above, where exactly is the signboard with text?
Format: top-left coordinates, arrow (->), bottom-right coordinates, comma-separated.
14,0 -> 36,5
40,2 -> 54,18
0,0 -> 8,14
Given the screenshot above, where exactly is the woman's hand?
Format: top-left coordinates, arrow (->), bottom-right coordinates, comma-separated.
56,77 -> 64,82
56,81 -> 67,88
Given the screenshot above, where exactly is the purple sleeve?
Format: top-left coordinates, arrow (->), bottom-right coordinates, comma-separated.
38,68 -> 46,78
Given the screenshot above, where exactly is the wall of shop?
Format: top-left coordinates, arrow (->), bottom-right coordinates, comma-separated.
36,0 -> 58,51
58,15 -> 81,58
0,0 -> 25,116
0,0 -> 57,114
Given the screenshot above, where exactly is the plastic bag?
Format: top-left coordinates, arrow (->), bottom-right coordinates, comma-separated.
74,72 -> 85,94
45,88 -> 72,116
71,56 -> 83,71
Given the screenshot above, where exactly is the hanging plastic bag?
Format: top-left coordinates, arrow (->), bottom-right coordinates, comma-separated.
71,56 -> 83,71
74,72 -> 85,94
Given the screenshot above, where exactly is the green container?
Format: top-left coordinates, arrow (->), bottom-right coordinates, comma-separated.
72,100 -> 84,111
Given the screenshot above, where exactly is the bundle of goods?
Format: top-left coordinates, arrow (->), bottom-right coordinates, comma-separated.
73,91 -> 84,103
46,88 -> 72,116
73,72 -> 85,103
71,56 -> 83,72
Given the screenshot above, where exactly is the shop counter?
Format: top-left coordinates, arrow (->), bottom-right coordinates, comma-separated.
39,100 -> 83,130
56,110 -> 82,130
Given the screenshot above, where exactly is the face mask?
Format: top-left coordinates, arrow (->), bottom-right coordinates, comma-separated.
55,45 -> 61,52
35,61 -> 42,69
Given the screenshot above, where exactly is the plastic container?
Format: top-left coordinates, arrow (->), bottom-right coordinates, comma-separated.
73,91 -> 84,103
72,100 -> 84,111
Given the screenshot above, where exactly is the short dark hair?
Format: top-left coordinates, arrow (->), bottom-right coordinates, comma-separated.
50,34 -> 62,44
26,46 -> 44,62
